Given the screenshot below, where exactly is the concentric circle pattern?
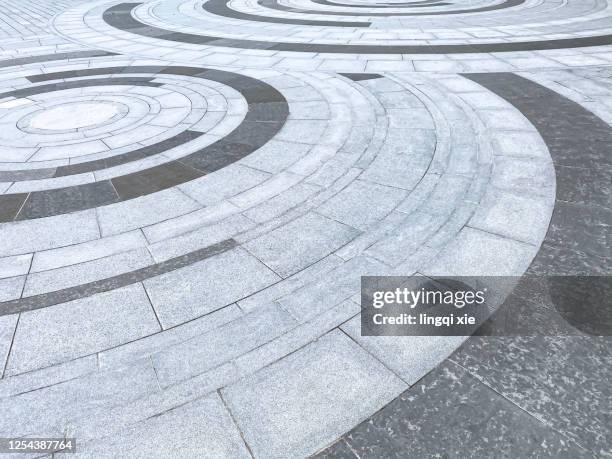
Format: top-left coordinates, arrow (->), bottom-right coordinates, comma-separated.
50,0 -> 612,71
0,0 -> 610,457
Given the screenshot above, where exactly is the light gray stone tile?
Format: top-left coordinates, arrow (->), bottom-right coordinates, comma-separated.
178,165 -> 270,206
421,227 -> 537,277
148,215 -> 253,263
242,182 -> 320,224
0,210 -> 100,258
0,359 -> 158,438
469,189 -> 553,245
0,314 -> 18,375
142,201 -> 240,244
234,299 -> 360,377
230,171 -> 304,210
317,180 -> 407,230
30,230 -> 147,273
78,394 -> 251,458
365,211 -> 444,266
387,108 -> 435,130
490,131 -> 550,159
341,315 -> 465,384
360,129 -> 435,189
6,284 -> 160,375
152,303 -> 295,387
237,254 -> 344,313
0,275 -> 25,302
98,304 -> 242,369
274,119 -> 328,145
244,212 -> 360,278
67,362 -> 238,442
23,247 -> 153,297
0,254 -> 32,279
490,156 -> 555,197
144,247 -> 280,328
238,140 -> 312,174
278,256 -> 389,322
222,329 -> 407,459
0,355 -> 97,398
97,188 -> 201,236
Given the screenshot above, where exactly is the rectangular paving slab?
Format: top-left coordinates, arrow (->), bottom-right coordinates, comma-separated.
77,394 -> 251,458
6,284 -> 160,375
221,329 -> 407,458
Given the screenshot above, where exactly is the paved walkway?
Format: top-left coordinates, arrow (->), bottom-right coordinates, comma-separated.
0,0 -> 610,457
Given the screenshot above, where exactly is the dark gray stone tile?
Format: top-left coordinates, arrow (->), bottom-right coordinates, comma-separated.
451,337 -> 612,456
0,51 -> 117,69
0,194 -> 28,223
0,239 -> 237,316
15,181 -> 118,220
339,73 -> 383,81
315,440 -> 358,459
110,162 -> 204,200
335,361 -> 587,458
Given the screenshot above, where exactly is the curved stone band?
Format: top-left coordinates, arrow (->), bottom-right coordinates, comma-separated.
0,66 -> 289,222
104,2 -> 612,54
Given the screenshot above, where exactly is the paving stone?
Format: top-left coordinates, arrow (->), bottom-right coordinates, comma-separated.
329,361 -> 586,458
23,247 -> 154,297
178,165 -> 271,206
0,210 -> 100,257
469,189 -> 553,245
6,284 -> 160,375
152,303 -> 295,387
222,330 -> 407,459
341,315 -> 465,384
317,180 -> 407,230
422,227 -> 537,276
0,276 -> 25,303
451,336 -> 612,455
0,359 -> 159,438
96,188 -> 201,236
143,247 -> 280,328
29,230 -> 147,273
279,255 -> 389,322
244,212 -> 360,277
78,394 -> 252,458
0,254 -> 32,279
97,304 -> 242,369
0,314 -> 18,374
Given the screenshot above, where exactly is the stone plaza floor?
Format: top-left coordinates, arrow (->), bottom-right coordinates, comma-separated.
0,0 -> 610,457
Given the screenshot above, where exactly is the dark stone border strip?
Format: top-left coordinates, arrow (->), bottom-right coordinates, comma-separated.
1,77 -> 162,100
203,0 -> 371,27
0,50 -> 118,69
339,72 -> 383,81
0,238 -> 238,316
315,73 -> 611,458
0,130 -> 205,182
311,0 -> 447,7
103,2 -> 612,53
258,0 -> 523,17
0,66 -> 289,222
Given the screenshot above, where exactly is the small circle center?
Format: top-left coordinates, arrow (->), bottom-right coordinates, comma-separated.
29,102 -> 120,130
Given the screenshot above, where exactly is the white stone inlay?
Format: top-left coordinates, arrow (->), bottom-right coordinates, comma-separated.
29,102 -> 120,130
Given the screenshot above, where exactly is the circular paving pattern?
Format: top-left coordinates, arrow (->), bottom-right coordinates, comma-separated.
51,0 -> 612,71
26,102 -> 124,131
0,51 -> 563,452
0,0 -> 611,457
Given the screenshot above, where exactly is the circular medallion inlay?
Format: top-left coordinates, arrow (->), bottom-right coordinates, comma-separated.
29,102 -> 121,131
